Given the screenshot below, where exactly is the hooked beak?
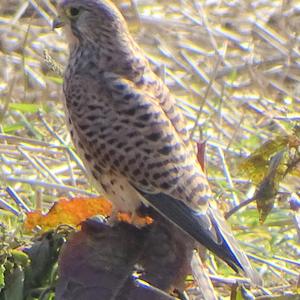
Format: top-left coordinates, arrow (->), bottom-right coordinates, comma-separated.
52,16 -> 65,30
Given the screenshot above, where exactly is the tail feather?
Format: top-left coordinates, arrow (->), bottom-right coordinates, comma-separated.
207,206 -> 261,285
136,189 -> 261,285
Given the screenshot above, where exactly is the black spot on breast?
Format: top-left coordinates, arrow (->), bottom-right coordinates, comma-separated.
79,124 -> 89,130
86,131 -> 95,138
113,159 -> 120,167
153,173 -> 161,180
139,179 -> 148,186
114,83 -> 126,90
88,61 -> 96,69
127,131 -> 138,138
146,132 -> 161,141
160,182 -> 171,189
128,158 -> 136,165
107,138 -> 117,144
142,148 -> 151,154
113,125 -> 122,131
98,133 -> 108,140
109,149 -> 116,156
158,145 -> 172,155
87,115 -> 99,121
124,108 -> 136,115
138,113 -> 151,121
135,140 -> 143,147
116,141 -> 126,148
133,169 -> 140,176
124,93 -> 135,101
124,146 -> 133,152
84,153 -> 92,161
88,104 -> 100,110
121,119 -> 130,124
133,122 -> 146,128
137,103 -> 151,110
90,137 -> 99,144
177,186 -> 183,194
103,154 -> 111,162
95,164 -> 103,173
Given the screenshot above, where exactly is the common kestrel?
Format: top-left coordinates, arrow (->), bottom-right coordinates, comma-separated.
53,0 -> 259,284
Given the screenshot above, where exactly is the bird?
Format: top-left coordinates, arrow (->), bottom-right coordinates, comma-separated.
53,0 -> 260,284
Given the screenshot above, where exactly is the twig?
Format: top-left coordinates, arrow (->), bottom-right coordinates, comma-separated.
191,251 -> 218,300
217,147 -> 239,206
133,277 -> 180,300
247,254 -> 299,277
37,112 -> 86,174
0,197 -> 20,216
6,186 -> 31,212
225,197 -> 256,219
3,176 -> 96,196
272,256 -> 300,267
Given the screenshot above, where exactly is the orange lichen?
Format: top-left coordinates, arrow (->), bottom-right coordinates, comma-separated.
24,197 -> 112,231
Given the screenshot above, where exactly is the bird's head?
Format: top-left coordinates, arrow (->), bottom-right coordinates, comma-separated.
53,0 -> 128,49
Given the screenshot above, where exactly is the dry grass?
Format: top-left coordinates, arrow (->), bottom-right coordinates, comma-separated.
0,0 -> 299,299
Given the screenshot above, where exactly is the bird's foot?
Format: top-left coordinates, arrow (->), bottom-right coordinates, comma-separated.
117,211 -> 153,228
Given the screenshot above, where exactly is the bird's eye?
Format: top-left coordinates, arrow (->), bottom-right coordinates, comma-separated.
66,7 -> 80,18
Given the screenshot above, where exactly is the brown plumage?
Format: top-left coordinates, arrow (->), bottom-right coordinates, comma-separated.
54,0 -> 260,284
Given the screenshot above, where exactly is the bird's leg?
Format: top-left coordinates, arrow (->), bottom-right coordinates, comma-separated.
106,207 -> 119,226
115,208 -> 153,228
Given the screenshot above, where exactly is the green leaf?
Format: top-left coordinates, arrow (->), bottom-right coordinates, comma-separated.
229,68 -> 238,83
45,75 -> 63,85
9,103 -> 40,113
3,266 -> 24,300
238,136 -> 289,183
11,250 -> 29,268
3,123 -> 25,133
255,151 -> 286,223
0,264 -> 5,291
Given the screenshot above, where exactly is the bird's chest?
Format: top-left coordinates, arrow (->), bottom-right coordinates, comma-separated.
63,96 -> 142,213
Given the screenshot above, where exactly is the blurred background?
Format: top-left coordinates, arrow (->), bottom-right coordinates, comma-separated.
0,0 -> 299,298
